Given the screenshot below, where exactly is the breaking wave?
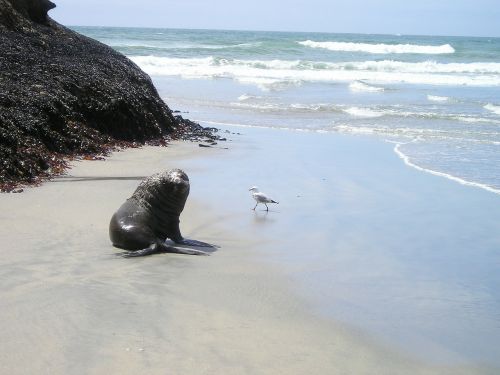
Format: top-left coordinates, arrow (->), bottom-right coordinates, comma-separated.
129,55 -> 500,88
342,107 -> 384,118
349,81 -> 385,92
298,40 -> 455,54
484,103 -> 500,115
427,95 -> 450,102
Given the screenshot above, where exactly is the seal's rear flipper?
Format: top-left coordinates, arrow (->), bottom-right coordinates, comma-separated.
172,238 -> 219,249
119,242 -> 209,258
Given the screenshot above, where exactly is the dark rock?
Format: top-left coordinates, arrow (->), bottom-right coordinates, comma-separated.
172,116 -> 220,143
0,0 -> 219,191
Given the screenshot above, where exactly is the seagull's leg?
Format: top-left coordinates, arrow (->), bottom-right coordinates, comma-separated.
253,202 -> 258,210
265,203 -> 269,211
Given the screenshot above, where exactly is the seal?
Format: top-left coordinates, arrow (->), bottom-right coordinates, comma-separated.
109,168 -> 211,257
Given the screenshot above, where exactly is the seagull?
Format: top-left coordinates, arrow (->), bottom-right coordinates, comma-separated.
249,186 -> 278,211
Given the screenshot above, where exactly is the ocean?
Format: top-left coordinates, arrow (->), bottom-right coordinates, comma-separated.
74,26 -> 500,196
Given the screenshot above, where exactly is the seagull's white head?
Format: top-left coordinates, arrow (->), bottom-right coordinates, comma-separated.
249,186 -> 259,192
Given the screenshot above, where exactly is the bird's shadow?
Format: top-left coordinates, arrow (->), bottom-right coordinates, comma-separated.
252,210 -> 279,223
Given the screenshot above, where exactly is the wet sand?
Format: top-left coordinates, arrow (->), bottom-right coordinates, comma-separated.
0,128 -> 498,374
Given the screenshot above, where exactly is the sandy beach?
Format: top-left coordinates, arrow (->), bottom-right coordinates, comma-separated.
1,125 -> 498,374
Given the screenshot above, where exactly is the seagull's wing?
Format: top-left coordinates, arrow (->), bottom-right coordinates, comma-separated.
253,192 -> 274,203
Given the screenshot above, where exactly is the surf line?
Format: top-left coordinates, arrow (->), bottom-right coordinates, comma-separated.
391,140 -> 500,195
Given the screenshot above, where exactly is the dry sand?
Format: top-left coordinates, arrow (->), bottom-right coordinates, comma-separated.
0,139 -> 494,374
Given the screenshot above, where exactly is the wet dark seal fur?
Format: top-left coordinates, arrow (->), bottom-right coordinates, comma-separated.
109,169 -> 212,257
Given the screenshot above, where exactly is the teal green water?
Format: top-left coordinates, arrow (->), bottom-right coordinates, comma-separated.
77,26 -> 500,63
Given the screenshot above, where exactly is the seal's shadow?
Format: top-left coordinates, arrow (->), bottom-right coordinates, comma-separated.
54,176 -> 147,182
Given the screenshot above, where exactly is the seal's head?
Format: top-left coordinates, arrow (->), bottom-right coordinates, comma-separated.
131,168 -> 190,216
161,169 -> 190,195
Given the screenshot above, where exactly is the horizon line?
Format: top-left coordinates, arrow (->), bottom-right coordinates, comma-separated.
61,23 -> 500,40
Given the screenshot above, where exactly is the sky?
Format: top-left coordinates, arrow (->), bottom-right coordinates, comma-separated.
50,0 -> 500,37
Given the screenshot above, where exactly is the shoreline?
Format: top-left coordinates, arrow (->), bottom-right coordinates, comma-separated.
1,126 -> 499,374
392,142 -> 500,196
196,119 -> 500,197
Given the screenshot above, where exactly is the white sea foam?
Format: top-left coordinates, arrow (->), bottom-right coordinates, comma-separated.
343,107 -> 384,118
134,56 -> 500,74
129,55 -> 500,88
376,110 -> 500,124
231,101 -> 342,113
237,94 -> 273,102
333,125 -> 380,134
427,95 -> 450,102
451,115 -> 500,124
230,102 -> 280,111
349,81 -> 385,92
394,144 -> 500,195
192,119 -> 500,146
231,99 -> 500,124
194,119 -> 307,133
340,60 -> 500,74
298,40 -> 455,54
289,103 -> 340,112
484,103 -> 500,115
332,124 -> 500,140
237,94 -> 253,101
235,77 -> 303,91
235,77 -> 282,90
333,124 -> 436,137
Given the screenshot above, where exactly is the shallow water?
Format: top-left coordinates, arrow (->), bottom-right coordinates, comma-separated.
181,126 -> 500,367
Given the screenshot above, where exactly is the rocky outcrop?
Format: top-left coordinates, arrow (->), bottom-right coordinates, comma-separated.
0,0 -> 209,190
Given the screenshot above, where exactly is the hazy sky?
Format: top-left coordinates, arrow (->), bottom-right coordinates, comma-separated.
50,0 -> 500,37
